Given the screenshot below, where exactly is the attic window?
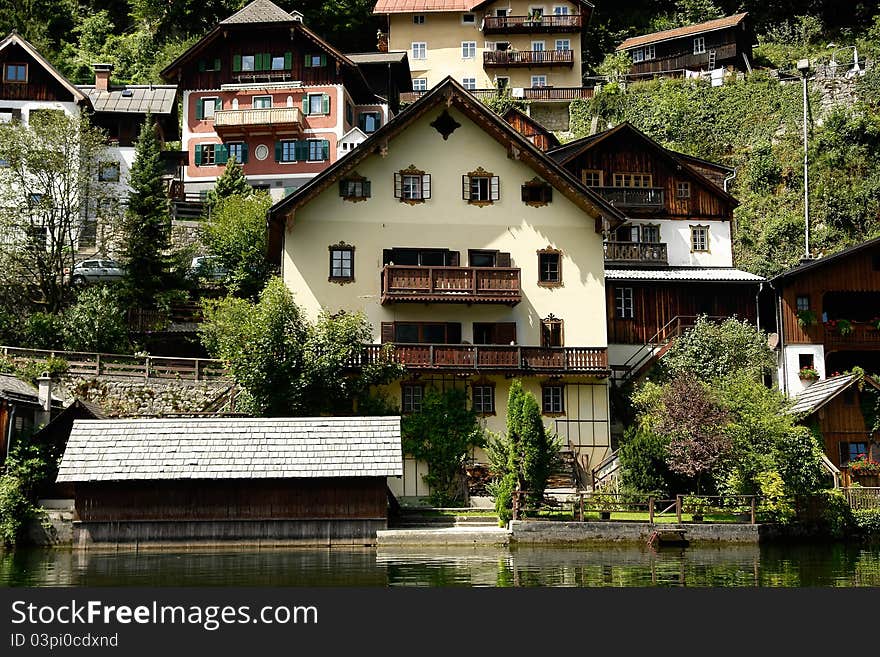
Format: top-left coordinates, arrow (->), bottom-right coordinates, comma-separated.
339,173 -> 371,202
3,63 -> 27,83
463,167 -> 500,206
522,178 -> 552,207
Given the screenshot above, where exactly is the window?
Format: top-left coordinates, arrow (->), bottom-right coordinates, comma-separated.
473,322 -> 516,345
462,168 -> 500,205
462,13 -> 476,24
798,353 -> 814,371
555,39 -> 570,52
197,97 -> 219,119
412,78 -> 427,91
304,93 -> 329,116
241,55 -> 255,71
537,247 -> 562,286
632,48 -> 645,63
694,37 -> 706,55
581,170 -> 603,187
345,102 -> 353,125
531,75 -> 548,87
691,225 -> 709,252
469,251 -> 496,268
542,385 -> 564,414
676,181 -> 691,198
541,316 -> 563,347
278,140 -> 298,163
613,173 -> 652,187
521,179 -> 553,206
358,111 -> 382,133
329,242 -> 354,281
305,54 -> 327,68
226,142 -> 247,163
472,385 -> 495,414
840,442 -> 868,466
554,6 -> 569,15
384,249 -> 457,267
339,174 -> 371,201
271,56 -> 285,70
394,166 -> 431,204
495,76 -> 510,90
641,224 -> 660,243
615,287 -> 634,319
531,41 -> 546,51
392,322 -> 461,344
413,14 -> 425,24
461,41 -> 476,59
307,139 -> 329,162
3,63 -> 27,83
462,77 -> 477,90
644,45 -> 656,60
796,295 -> 811,312
412,42 -> 427,60
402,384 -> 424,413
253,95 -> 272,109
98,161 -> 120,182
196,143 -> 217,166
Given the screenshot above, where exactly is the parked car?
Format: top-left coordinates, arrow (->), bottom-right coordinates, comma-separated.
188,256 -> 228,284
69,259 -> 125,285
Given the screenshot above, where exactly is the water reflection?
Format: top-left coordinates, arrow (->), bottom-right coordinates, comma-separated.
1,543 -> 879,587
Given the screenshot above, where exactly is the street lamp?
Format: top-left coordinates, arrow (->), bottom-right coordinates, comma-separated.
797,58 -> 811,261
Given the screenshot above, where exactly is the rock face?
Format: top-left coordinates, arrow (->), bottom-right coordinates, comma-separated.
56,376 -> 234,417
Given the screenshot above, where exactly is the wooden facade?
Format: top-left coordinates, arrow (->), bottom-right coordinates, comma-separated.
503,107 -> 560,152
0,42 -> 77,103
805,385 -> 880,472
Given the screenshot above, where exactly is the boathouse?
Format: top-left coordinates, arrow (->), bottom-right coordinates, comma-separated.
56,416 -> 402,547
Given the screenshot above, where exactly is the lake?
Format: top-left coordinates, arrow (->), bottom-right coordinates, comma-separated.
2,543 -> 880,587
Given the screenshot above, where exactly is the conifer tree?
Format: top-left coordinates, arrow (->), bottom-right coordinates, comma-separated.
204,157 -> 251,214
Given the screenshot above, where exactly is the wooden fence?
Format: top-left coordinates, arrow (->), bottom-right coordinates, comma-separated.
843,487 -> 880,510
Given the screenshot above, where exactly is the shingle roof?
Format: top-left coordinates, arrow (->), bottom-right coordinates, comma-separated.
788,375 -> 858,416
771,236 -> 880,283
220,0 -> 295,24
56,416 -> 403,483
374,0 -> 475,13
77,85 -> 177,115
617,13 -> 749,51
605,268 -> 764,282
0,373 -> 39,400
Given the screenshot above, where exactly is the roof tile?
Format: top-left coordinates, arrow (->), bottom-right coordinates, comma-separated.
617,13 -> 749,51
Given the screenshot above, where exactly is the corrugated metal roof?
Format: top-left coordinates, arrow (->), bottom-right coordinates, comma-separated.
617,13 -> 749,51
374,0 -> 475,14
220,0 -> 295,24
0,373 -> 39,400
788,375 -> 857,416
605,268 -> 764,282
78,85 -> 177,114
346,51 -> 409,64
56,417 -> 403,483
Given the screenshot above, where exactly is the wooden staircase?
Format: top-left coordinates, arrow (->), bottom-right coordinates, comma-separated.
546,449 -> 579,490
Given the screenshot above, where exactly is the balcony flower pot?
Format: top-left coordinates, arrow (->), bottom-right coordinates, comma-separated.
837,319 -> 853,336
798,366 -> 819,382
796,309 -> 816,328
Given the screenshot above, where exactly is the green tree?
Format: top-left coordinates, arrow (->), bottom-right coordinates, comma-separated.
204,156 -> 252,214
61,286 -> 130,353
401,389 -> 484,506
120,117 -> 171,305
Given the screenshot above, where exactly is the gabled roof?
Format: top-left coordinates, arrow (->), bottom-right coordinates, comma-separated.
503,106 -> 560,150
545,122 -> 738,206
56,417 -> 403,482
220,0 -> 298,24
788,374 -> 880,416
0,32 -> 88,104
617,13 -> 749,51
0,373 -> 40,402
339,126 -> 368,143
77,85 -> 177,115
268,77 -> 626,237
771,236 -> 880,283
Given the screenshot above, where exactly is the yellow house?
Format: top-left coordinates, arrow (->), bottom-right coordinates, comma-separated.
374,0 -> 591,94
268,77 -> 623,499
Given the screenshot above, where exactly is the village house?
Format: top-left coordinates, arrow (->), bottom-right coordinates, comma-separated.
268,76 -> 626,499
546,122 -> 764,381
0,372 -> 61,468
160,0 -> 410,207
375,0 -> 592,100
616,12 -> 753,80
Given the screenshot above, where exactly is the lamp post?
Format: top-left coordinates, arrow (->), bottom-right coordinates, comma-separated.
797,58 -> 811,260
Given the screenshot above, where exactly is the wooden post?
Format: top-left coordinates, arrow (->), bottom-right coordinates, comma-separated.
579,493 -> 584,522
144,356 -> 151,379
194,359 -> 201,381
96,353 -> 102,376
513,491 -> 519,521
649,496 -> 655,524
676,495 -> 682,523
750,496 -> 757,525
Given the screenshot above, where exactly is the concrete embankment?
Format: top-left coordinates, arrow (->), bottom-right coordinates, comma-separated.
377,526 -> 511,546
510,521 -> 763,544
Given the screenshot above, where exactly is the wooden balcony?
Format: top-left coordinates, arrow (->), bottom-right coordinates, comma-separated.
823,322 -> 880,349
483,49 -> 574,68
401,86 -> 593,104
595,186 -> 664,210
604,241 -> 668,266
381,265 -> 521,305
353,344 -> 609,374
213,107 -> 301,135
482,14 -> 584,34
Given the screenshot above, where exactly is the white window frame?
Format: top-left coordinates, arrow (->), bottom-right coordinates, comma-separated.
694,37 -> 706,55
555,39 -> 570,52
201,97 -> 218,118
644,45 -> 656,60
461,13 -> 476,24
240,55 -> 255,71
307,139 -> 327,162
413,14 -> 425,24
252,95 -> 272,109
553,5 -> 569,15
676,181 -> 691,199
461,41 -> 477,59
531,40 -> 546,51
691,225 -> 709,252
412,78 -> 427,91
462,77 -> 477,90
632,48 -> 644,63
402,384 -> 424,413
412,42 -> 427,60
531,75 -> 548,87
307,93 -> 326,116
615,287 -> 634,319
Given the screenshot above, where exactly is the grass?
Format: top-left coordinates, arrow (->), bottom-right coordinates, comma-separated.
516,509 -> 754,524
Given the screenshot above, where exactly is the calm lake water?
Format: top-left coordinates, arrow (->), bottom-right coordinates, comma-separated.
2,543 -> 880,587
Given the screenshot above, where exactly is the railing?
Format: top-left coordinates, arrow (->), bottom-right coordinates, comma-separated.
213,107 -> 301,129
128,303 -> 203,332
0,346 -> 227,381
843,487 -> 880,510
381,265 -> 521,304
354,344 -> 608,373
231,72 -> 294,84
483,50 -> 574,67
824,322 -> 880,346
401,86 -> 594,104
482,14 -> 584,33
595,186 -> 664,208
590,448 -> 620,491
170,191 -> 205,220
603,241 -> 668,265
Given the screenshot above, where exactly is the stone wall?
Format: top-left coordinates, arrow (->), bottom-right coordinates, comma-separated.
527,103 -> 571,131
510,520 -> 763,544
171,219 -> 205,255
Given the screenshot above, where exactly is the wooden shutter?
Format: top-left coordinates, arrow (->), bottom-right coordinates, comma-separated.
339,180 -> 347,197
301,95 -> 309,115
422,173 -> 431,199
233,55 -> 242,72
284,51 -> 292,69
542,185 -> 552,203
198,59 -> 206,72
321,140 -> 329,160
490,176 -> 500,201
214,58 -> 221,71
195,99 -> 204,120
320,54 -> 327,67
216,97 -> 223,111
446,323 -> 462,344
274,141 -> 282,162
304,54 -> 312,67
363,180 -> 371,197
216,144 -> 229,166
381,322 -> 394,343
383,249 -> 394,265
240,142 -> 248,164
321,94 -> 330,115
194,144 -> 203,166
496,323 -> 517,345
496,252 -> 511,267
393,173 -> 402,198
462,175 -> 470,200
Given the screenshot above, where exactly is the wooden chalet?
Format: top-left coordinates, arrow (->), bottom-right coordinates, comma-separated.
616,13 -> 753,77
56,417 -> 402,546
0,373 -> 62,468
502,107 -> 560,151
0,31 -> 87,110
771,237 -> 880,396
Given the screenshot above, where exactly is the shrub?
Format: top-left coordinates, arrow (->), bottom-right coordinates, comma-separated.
23,312 -> 63,350
819,489 -> 855,538
618,426 -> 683,496
853,509 -> 880,536
756,471 -> 795,524
487,473 -> 517,526
61,286 -> 130,353
0,443 -> 56,546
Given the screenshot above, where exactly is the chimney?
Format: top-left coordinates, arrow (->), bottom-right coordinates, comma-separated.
36,372 -> 52,428
93,63 -> 113,92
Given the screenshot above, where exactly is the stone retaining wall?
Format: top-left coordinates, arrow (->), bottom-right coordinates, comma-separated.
510,520 -> 762,544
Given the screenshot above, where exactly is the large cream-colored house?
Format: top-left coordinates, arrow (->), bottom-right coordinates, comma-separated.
269,77 -> 623,499
374,0 -> 592,93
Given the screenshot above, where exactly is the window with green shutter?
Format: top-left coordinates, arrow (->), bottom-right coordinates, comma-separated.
284,51 -> 292,69
304,53 -> 327,68
233,54 -> 242,72
302,93 -> 329,116
215,144 -> 229,166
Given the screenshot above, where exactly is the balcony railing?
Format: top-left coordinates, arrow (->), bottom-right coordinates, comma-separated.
604,241 -> 668,266
824,322 -> 880,347
213,107 -> 302,131
352,344 -> 609,374
482,14 -> 584,34
381,265 -> 521,305
401,86 -> 593,104
483,49 -> 574,67
595,186 -> 665,209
